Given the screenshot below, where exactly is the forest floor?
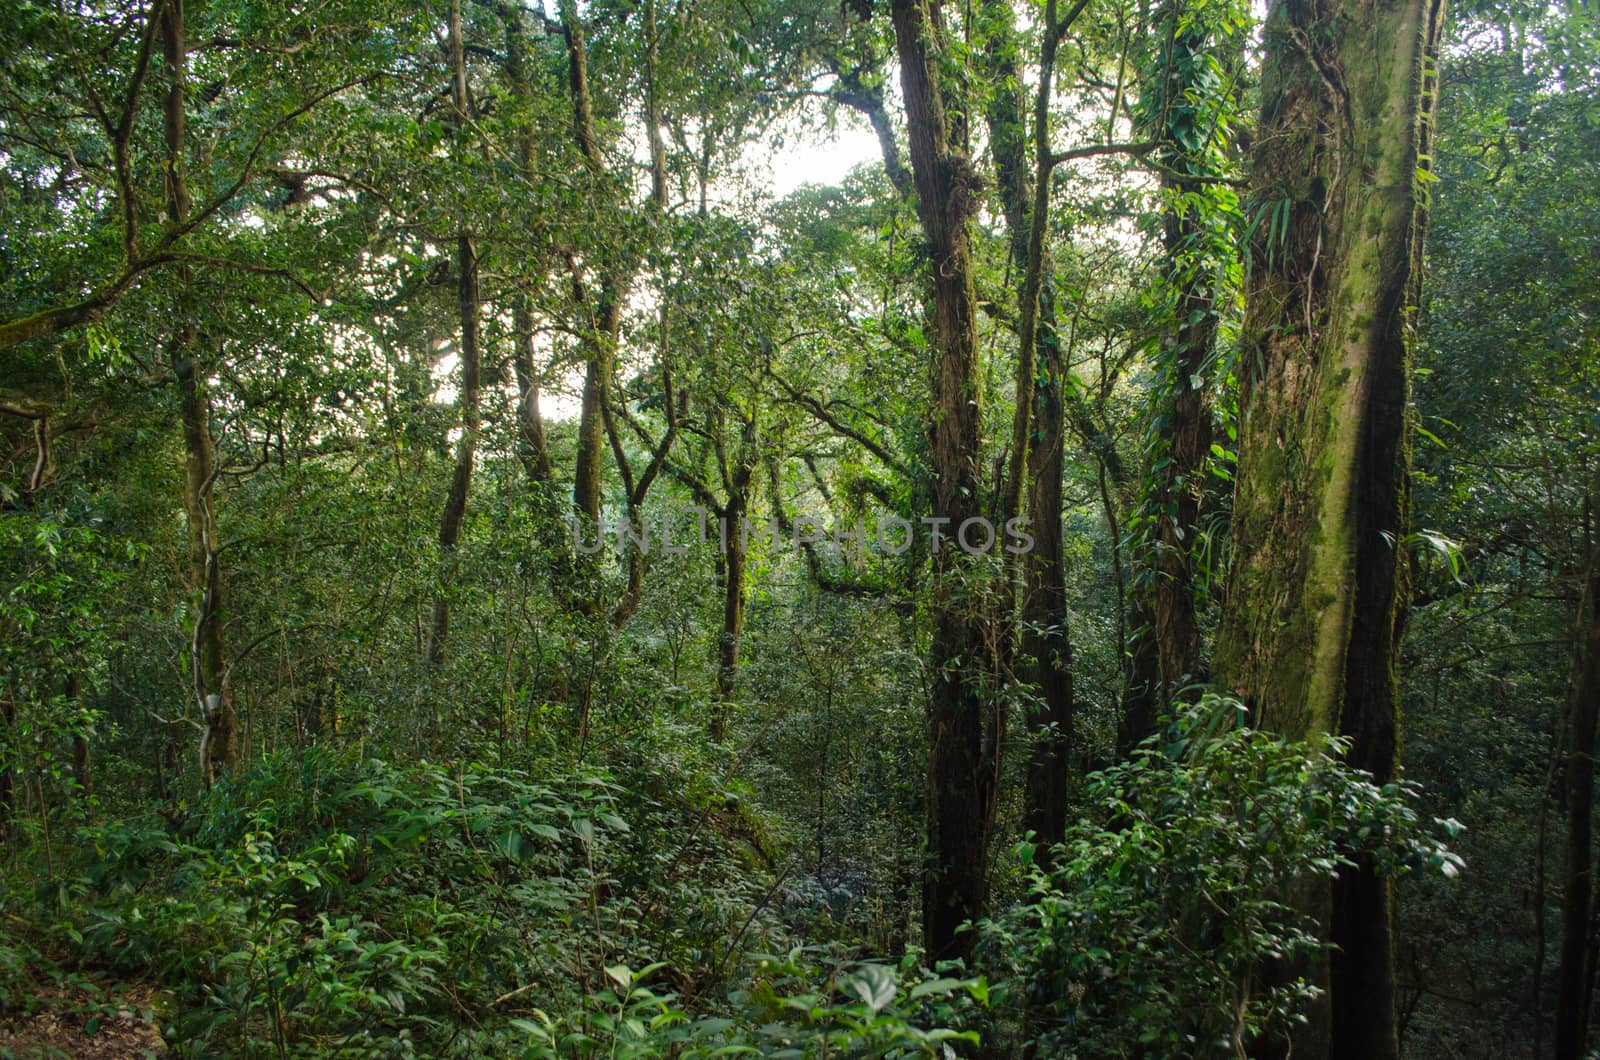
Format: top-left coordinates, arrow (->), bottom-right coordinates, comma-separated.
0,981 -> 166,1058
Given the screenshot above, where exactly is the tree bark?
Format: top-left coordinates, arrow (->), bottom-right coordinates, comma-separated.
503,8 -> 552,487
426,0 -> 482,668
1021,307 -> 1072,854
1147,218 -> 1214,697
1556,466 -> 1600,1060
890,0 -> 997,962
512,303 -> 552,486
713,415 -> 759,739
714,491 -> 748,742
163,0 -> 234,786
572,308 -> 620,530
980,0 -> 1075,855
1122,0 -> 1233,747
1214,0 -> 1445,1053
0,299 -> 117,354
562,0 -> 620,536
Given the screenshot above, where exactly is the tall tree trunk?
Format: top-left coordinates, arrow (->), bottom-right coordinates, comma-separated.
1119,616 -> 1161,753
427,0 -> 482,667
176,348 -> 233,783
1021,303 -> 1072,853
1146,215 -> 1214,695
1214,0 -> 1445,1053
572,307 -> 620,533
512,304 -> 551,485
980,0 -> 1075,854
1556,467 -> 1600,1060
714,491 -> 748,742
890,0 -> 996,962
1122,281 -> 1212,750
642,0 -> 668,208
561,0 -> 625,621
1122,0 -> 1235,748
713,416 -> 758,739
503,9 -> 552,488
563,0 -> 619,533
569,320 -> 617,534
163,0 -> 234,786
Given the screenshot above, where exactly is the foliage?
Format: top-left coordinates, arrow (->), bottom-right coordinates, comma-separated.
0,0 -> 1587,1050
985,695 -> 1463,1056
3,747 -> 978,1056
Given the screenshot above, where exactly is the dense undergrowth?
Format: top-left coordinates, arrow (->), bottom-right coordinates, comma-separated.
1,698 -> 1459,1057
2,741 -> 980,1057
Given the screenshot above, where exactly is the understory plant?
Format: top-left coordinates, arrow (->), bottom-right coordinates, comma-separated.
983,694 -> 1464,1057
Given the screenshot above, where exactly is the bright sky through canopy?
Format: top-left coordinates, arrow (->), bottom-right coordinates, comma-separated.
762,120 -> 884,196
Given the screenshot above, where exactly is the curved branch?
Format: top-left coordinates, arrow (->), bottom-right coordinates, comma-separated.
766,370 -> 911,478
1048,139 -> 1157,168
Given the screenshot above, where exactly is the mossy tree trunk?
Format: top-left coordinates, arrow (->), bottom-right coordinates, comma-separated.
979,0 -> 1077,856
1147,128 -> 1217,710
890,0 -> 997,962
163,0 -> 235,786
711,414 -> 759,741
714,489 -> 749,742
1122,0 -> 1238,749
1214,0 -> 1444,1053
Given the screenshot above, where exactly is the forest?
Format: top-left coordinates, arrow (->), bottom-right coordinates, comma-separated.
0,0 -> 1595,1054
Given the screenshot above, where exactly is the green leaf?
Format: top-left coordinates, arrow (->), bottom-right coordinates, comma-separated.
849,964 -> 896,1013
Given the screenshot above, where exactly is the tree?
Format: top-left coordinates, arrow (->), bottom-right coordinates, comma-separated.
1121,0 -> 1245,750
1556,464 -> 1600,1059
425,0 -> 483,669
1391,1 -> 1599,1044
977,0 -> 1088,857
1214,0 -> 1445,1051
162,0 -> 235,784
888,0 -> 998,962
499,2 -> 554,488
633,361 -> 763,740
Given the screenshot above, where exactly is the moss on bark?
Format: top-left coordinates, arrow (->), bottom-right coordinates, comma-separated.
1216,0 -> 1445,1053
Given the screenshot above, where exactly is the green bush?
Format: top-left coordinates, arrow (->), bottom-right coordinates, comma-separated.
984,694 -> 1464,1057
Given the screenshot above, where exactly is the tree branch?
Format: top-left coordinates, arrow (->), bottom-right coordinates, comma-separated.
1048,139 -> 1156,168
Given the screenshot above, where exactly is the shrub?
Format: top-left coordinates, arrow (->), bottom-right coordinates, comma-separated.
984,694 -> 1463,1057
